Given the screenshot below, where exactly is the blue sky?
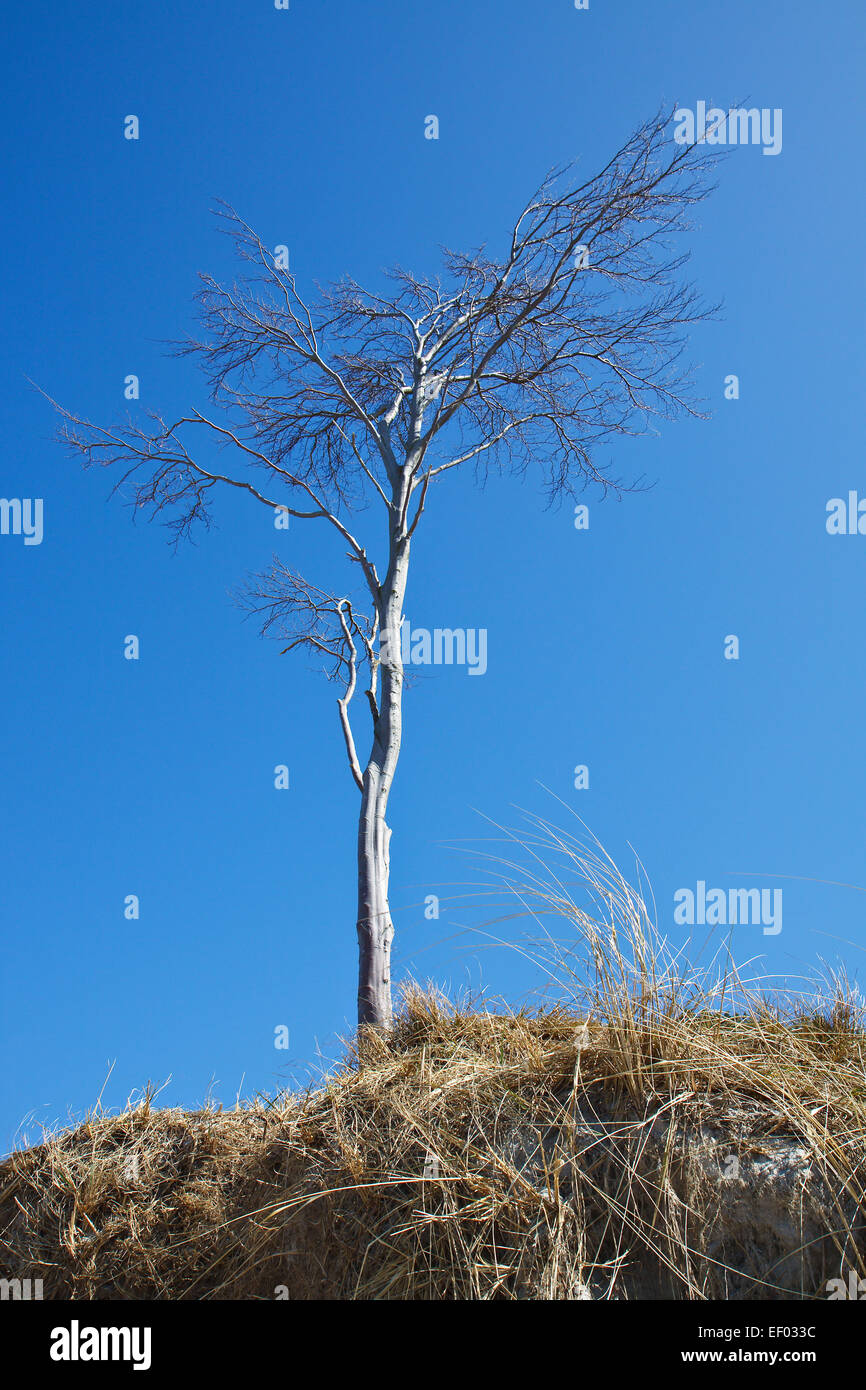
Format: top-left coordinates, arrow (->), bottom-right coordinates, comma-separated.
2,0 -> 865,1152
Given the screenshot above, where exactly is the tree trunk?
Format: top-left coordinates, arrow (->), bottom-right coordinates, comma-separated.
356,764 -> 395,1028
356,523 -> 409,1029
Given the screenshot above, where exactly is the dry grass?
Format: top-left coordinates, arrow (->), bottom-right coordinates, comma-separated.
2,819 -> 866,1300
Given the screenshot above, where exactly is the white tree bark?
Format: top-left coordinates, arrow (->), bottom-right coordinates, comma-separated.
356,503 -> 410,1028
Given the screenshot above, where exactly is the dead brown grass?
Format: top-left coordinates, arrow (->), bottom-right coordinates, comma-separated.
3,821 -> 865,1300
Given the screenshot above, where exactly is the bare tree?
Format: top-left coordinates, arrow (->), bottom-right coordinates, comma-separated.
49,107 -> 719,1029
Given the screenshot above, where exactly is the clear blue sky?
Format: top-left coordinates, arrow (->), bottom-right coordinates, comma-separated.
2,0 -> 865,1153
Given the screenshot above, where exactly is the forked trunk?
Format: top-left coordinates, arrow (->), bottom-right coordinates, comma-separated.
356,527 -> 409,1028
